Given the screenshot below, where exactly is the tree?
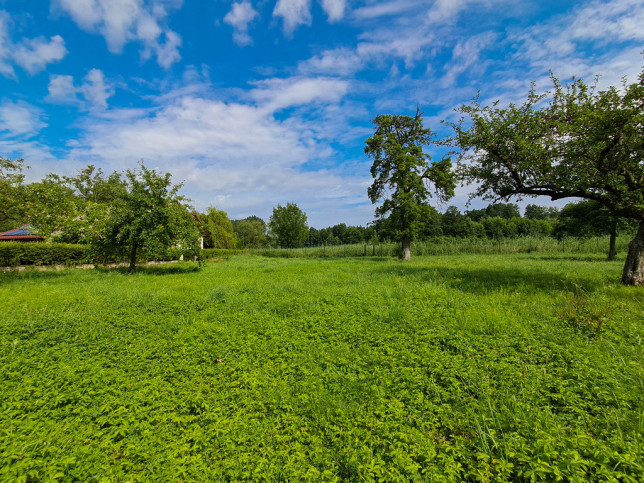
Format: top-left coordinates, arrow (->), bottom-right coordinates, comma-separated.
365,109 -> 455,260
95,163 -> 200,273
454,69 -> 644,285
0,157 -> 27,232
485,203 -> 520,220
524,204 -> 559,220
554,201 -> 637,260
268,202 -> 308,248
234,217 -> 268,248
199,207 -> 236,249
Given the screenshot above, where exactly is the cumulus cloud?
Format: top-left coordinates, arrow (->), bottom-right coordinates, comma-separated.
61,90 -> 368,224
46,69 -> 115,111
224,1 -> 258,46
52,0 -> 182,68
0,101 -> 46,137
273,0 -> 312,34
0,10 -> 67,77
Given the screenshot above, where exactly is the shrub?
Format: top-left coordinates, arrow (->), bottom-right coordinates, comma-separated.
0,242 -> 91,266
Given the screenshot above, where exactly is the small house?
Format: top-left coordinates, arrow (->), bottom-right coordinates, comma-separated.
0,224 -> 44,242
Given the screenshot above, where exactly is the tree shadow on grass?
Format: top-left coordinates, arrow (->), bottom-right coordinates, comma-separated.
370,264 -> 607,294
96,264 -> 202,276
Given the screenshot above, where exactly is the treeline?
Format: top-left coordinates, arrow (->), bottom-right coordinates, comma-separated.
1,159 -> 636,261
207,201 -> 636,260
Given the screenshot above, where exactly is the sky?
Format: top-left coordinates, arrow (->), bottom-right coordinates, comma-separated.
0,0 -> 643,228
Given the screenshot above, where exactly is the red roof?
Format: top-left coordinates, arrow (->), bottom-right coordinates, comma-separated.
0,224 -> 44,241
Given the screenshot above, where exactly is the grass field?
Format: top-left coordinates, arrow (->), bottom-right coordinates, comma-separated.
1,253 -> 643,481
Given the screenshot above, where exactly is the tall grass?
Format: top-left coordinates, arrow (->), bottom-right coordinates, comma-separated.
253,235 -> 632,258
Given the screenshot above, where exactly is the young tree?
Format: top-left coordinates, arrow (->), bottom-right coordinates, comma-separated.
454,69 -> 644,284
365,109 -> 455,260
95,164 -> 200,273
268,203 -> 308,248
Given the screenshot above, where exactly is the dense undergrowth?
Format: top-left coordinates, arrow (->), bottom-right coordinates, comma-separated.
1,253 -> 643,481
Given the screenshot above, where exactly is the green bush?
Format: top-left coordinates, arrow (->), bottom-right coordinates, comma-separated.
0,242 -> 203,267
0,242 -> 91,266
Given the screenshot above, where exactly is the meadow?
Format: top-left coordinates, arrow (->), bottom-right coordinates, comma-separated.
1,252 -> 643,481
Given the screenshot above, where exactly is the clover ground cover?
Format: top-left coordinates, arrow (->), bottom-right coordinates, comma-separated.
1,254 -> 643,481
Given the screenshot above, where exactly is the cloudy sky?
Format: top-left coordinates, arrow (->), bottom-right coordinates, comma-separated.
1,0 -> 642,227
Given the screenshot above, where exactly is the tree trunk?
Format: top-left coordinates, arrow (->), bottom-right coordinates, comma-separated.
607,220 -> 617,261
129,245 -> 137,274
621,221 -> 644,285
401,238 -> 411,261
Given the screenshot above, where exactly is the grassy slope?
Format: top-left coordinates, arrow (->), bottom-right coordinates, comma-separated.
1,254 -> 643,481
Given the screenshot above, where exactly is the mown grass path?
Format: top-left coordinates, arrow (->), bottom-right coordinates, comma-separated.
1,254 -> 643,481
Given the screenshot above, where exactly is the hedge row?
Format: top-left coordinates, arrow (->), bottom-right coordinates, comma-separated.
0,242 -> 205,267
0,242 -> 92,267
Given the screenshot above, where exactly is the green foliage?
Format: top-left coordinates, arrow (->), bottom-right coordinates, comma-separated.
524,204 -> 559,220
94,163 -> 201,273
0,157 -> 27,232
452,68 -> 644,283
554,201 -> 636,239
0,254 -> 642,480
233,217 -> 268,248
199,207 -> 237,249
268,202 -> 309,248
0,242 -> 91,266
365,108 -> 455,258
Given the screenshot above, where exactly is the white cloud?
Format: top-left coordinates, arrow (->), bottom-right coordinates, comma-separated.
442,32 -> 495,86
507,0 -> 644,86
0,10 -> 67,77
46,69 -> 115,111
250,76 -> 349,112
320,0 -> 346,21
0,101 -> 45,137
427,0 -> 502,24
299,48 -> 363,76
224,1 -> 258,46
52,0 -> 182,68
353,0 -> 425,20
273,0 -> 312,34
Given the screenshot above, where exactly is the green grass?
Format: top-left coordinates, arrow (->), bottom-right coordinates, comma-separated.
1,253 -> 643,481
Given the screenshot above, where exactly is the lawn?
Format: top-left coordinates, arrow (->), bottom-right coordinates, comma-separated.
1,254 -> 643,481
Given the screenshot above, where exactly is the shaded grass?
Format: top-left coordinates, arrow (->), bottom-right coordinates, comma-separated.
1,254 -> 643,481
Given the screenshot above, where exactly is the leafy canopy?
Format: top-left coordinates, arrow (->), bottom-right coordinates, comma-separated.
95,163 -> 200,273
365,109 -> 455,258
269,203 -> 308,248
454,70 -> 644,221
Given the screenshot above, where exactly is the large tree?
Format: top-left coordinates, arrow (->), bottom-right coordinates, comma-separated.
95,164 -> 200,273
454,69 -> 644,285
268,202 -> 308,248
365,109 -> 455,260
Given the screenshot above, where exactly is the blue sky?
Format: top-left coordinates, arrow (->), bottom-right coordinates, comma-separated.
0,0 -> 642,227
